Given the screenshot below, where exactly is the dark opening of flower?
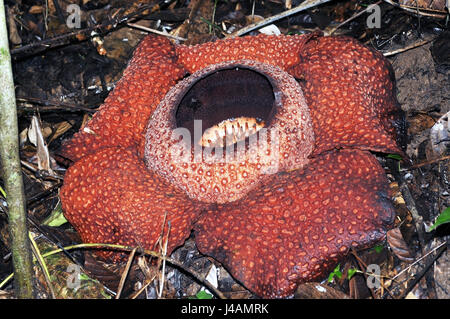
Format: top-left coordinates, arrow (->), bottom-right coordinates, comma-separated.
175,67 -> 273,148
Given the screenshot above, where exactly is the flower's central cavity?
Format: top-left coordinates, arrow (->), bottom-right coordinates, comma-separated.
175,68 -> 275,148
145,59 -> 314,203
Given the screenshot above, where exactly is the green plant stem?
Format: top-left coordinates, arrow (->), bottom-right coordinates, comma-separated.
29,232 -> 55,298
0,0 -> 34,298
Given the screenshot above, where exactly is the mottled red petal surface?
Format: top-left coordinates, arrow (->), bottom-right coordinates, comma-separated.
289,36 -> 405,155
175,33 -> 317,74
60,147 -> 205,261
194,149 -> 395,298
58,34 -> 402,297
61,36 -> 186,162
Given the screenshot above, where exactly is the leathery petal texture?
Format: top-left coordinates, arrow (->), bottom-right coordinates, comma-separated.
289,36 -> 405,155
60,147 -> 205,261
60,33 -> 404,298
61,36 -> 186,161
194,149 -> 395,298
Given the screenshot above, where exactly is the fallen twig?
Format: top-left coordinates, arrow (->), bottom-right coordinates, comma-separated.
387,159 -> 440,298
350,248 -> 378,299
126,22 -> 186,41
383,0 -> 447,18
11,0 -> 176,59
401,155 -> 450,171
29,232 -> 56,298
382,37 -> 435,57
229,0 -> 333,37
390,241 -> 447,283
385,242 -> 447,299
387,160 -> 426,249
17,96 -> 97,113
115,247 -> 137,299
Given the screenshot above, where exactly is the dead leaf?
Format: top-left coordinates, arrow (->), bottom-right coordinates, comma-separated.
28,116 -> 54,173
399,0 -> 447,11
29,5 -> 44,14
387,228 -> 415,262
48,121 -> 75,144
7,6 -> 22,45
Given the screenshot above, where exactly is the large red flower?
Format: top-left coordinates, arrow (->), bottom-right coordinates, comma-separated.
60,33 -> 404,298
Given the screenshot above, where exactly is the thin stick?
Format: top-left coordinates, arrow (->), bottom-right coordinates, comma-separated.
229,0 -> 333,37
20,160 -> 63,181
383,38 -> 434,57
387,161 -> 426,250
386,158 -> 440,297
115,247 -> 137,299
158,221 -> 171,298
350,248 -> 377,299
130,277 -> 155,299
396,244 -> 447,299
383,0 -> 446,18
16,96 -> 97,113
390,241 -> 447,282
126,22 -> 187,41
29,232 -> 56,298
402,155 -> 450,170
0,273 -> 13,289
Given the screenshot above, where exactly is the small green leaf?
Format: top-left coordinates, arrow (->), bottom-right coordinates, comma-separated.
79,273 -> 91,281
387,154 -> 402,161
347,268 -> 358,280
373,244 -> 384,253
100,290 -> 113,299
428,207 -> 450,231
327,264 -> 343,282
41,201 -> 68,227
327,273 -> 334,283
195,290 -> 214,299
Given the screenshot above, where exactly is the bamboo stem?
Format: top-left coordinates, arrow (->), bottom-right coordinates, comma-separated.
0,0 -> 35,298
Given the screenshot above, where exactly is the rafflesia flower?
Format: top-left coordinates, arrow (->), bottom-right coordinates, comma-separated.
60,32 -> 405,298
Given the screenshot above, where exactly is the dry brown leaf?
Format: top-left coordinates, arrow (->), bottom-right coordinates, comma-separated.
49,121 -> 75,144
7,6 -> 22,45
387,228 -> 415,262
29,5 -> 44,14
399,0 -> 447,11
28,116 -> 53,173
